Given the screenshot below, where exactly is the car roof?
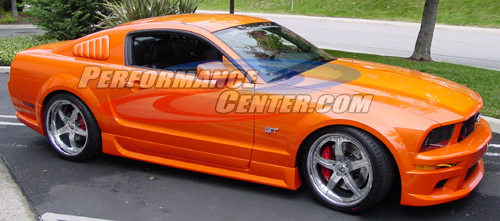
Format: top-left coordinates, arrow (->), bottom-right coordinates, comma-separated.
120,14 -> 271,32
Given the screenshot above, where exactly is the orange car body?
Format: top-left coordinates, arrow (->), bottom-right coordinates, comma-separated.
7,14 -> 491,207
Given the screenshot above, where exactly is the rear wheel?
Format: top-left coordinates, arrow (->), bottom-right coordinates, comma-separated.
44,93 -> 101,161
301,126 -> 394,213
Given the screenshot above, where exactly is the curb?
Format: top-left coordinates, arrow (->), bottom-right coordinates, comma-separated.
196,10 -> 500,35
483,116 -> 500,134
0,161 -> 36,221
0,66 -> 10,73
0,25 -> 38,30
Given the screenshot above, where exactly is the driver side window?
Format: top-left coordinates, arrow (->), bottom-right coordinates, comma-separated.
129,33 -> 223,71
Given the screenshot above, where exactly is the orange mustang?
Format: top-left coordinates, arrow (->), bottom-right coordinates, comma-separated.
8,14 -> 491,213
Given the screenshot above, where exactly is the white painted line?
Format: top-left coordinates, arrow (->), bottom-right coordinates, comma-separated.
485,152 -> 500,157
0,115 -> 17,119
41,212 -> 114,221
489,144 -> 500,148
0,121 -> 25,126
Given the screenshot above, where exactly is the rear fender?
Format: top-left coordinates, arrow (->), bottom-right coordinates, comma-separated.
35,73 -> 104,135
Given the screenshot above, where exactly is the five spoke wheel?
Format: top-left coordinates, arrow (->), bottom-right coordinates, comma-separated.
46,100 -> 88,156
301,127 -> 394,213
308,133 -> 373,206
45,93 -> 101,161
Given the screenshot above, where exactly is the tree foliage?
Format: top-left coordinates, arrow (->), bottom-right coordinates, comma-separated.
24,0 -> 110,40
98,0 -> 202,28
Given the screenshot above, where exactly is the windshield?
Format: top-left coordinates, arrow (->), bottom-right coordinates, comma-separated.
214,22 -> 334,83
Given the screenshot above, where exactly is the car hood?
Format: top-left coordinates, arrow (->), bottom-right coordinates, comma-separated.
274,58 -> 482,124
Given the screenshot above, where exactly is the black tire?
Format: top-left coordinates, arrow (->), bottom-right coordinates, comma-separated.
44,93 -> 101,161
300,126 -> 394,213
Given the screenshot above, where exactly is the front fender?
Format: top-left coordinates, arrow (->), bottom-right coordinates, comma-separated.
287,102 -> 441,187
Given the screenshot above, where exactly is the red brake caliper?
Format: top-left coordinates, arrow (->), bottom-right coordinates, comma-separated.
77,115 -> 86,130
321,146 -> 333,181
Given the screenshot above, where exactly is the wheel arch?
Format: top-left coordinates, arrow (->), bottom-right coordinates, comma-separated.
293,123 -> 403,192
42,89 -> 104,161
36,73 -> 105,134
294,123 -> 402,212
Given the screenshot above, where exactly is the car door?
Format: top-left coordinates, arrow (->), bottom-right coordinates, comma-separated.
112,30 -> 255,169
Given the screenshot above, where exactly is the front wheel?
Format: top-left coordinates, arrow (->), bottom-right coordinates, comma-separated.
301,126 -> 394,213
44,93 -> 101,161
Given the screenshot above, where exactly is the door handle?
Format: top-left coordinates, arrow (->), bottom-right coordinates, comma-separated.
125,81 -> 144,92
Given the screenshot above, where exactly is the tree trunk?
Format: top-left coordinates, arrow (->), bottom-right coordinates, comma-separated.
230,0 -> 234,14
410,0 -> 440,61
11,0 -> 18,16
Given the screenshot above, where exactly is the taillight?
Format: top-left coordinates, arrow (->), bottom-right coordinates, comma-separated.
420,124 -> 455,152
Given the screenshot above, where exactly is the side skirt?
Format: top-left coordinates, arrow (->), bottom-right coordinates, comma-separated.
101,132 -> 302,190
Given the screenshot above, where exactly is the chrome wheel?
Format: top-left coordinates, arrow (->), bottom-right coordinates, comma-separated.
306,132 -> 373,207
46,100 -> 88,156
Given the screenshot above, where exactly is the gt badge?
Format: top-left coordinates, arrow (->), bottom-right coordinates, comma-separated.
265,127 -> 279,134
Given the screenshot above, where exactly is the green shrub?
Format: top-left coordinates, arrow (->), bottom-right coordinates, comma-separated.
0,14 -> 17,23
0,34 -> 58,66
23,0 -> 110,40
99,0 -> 202,28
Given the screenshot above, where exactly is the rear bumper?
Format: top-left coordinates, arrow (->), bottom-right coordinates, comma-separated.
16,110 -> 45,135
399,118 -> 491,206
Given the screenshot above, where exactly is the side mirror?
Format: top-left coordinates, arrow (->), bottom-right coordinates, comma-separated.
197,57 -> 245,81
196,61 -> 232,81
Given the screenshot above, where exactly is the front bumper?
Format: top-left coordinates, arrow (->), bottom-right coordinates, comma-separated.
399,118 -> 491,206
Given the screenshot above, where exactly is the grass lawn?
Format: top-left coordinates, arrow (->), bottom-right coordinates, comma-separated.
325,49 -> 500,118
199,0 -> 500,28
